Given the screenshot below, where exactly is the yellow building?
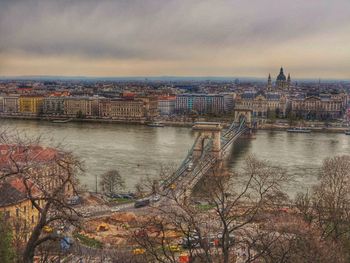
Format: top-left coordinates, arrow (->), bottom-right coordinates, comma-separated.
0,177 -> 41,243
19,95 -> 44,114
0,144 -> 76,244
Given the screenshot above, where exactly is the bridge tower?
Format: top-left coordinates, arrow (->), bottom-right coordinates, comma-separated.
192,122 -> 222,161
234,109 -> 253,128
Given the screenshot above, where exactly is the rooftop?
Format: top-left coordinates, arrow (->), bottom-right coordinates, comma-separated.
0,145 -> 60,169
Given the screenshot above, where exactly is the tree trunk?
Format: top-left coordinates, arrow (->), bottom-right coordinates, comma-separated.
23,206 -> 48,263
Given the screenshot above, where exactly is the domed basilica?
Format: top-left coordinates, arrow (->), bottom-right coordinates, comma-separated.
267,67 -> 291,91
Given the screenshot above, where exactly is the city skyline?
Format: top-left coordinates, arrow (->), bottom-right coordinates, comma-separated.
1,0 -> 350,79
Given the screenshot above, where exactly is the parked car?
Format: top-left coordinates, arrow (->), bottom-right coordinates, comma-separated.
107,193 -> 123,199
67,195 -> 81,205
82,211 -> 92,218
111,207 -> 121,212
133,248 -> 146,255
108,193 -> 134,199
181,236 -> 201,249
120,194 -> 133,199
152,194 -> 160,202
187,161 -> 193,171
134,199 -> 150,208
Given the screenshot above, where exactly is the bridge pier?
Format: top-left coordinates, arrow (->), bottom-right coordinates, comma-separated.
192,122 -> 222,161
192,122 -> 224,175
234,108 -> 252,128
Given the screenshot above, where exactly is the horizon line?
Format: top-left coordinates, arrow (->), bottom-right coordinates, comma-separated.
0,75 -> 349,82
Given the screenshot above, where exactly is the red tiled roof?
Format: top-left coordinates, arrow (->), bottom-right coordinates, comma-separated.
0,145 -> 60,167
9,176 -> 38,195
0,176 -> 41,207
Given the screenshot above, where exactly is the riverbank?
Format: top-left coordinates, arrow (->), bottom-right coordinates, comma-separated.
0,114 -> 348,133
260,124 -> 349,133
0,114 -> 198,128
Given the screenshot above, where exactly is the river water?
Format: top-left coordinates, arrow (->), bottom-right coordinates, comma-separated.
1,119 -> 349,195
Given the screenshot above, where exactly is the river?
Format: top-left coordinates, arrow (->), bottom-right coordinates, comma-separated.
1,119 -> 349,195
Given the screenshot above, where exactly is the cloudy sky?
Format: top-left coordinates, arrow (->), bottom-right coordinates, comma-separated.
0,0 -> 349,78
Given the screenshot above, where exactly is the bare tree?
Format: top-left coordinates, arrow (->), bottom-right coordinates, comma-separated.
0,129 -> 83,263
295,155 -> 350,261
134,164 -> 177,198
21,151 -> 82,263
100,170 -> 125,196
132,155 -> 290,263
132,215 -> 180,263
247,213 -> 346,263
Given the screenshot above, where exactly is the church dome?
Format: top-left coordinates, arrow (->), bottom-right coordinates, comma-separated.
276,67 -> 286,81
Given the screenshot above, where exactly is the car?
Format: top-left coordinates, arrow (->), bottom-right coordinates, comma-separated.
107,193 -> 121,198
120,194 -> 133,199
167,245 -> 181,252
82,211 -> 92,218
43,225 -> 53,233
134,199 -> 150,208
67,195 -> 81,205
152,194 -> 160,202
133,248 -> 146,255
181,237 -> 201,249
111,206 -> 121,212
186,162 -> 193,171
109,193 -> 134,199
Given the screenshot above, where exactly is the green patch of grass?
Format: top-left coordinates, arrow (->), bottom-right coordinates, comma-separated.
111,198 -> 134,204
196,204 -> 215,211
74,233 -> 103,249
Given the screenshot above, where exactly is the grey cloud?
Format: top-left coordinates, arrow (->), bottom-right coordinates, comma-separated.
0,0 -> 349,60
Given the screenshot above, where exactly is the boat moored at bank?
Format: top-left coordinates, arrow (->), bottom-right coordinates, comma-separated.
287,127 -> 311,133
147,122 -> 165,127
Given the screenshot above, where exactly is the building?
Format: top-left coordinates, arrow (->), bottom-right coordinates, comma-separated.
290,93 -> 346,120
158,96 -> 176,115
99,97 -> 158,120
18,95 -> 44,115
223,93 -> 235,113
43,96 -> 65,115
100,98 -> 145,120
136,96 -> 159,119
235,91 -> 288,118
0,145 -> 74,198
175,94 -> 234,115
0,177 -> 41,243
268,67 -> 291,90
276,67 -> 287,89
267,74 -> 272,91
64,96 -> 100,117
0,96 -> 4,112
2,95 -> 20,113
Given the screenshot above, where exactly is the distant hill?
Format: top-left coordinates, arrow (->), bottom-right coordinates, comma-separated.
0,75 -> 349,83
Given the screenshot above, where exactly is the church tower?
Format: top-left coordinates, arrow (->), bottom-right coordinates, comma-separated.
267,73 -> 272,91
287,73 -> 291,89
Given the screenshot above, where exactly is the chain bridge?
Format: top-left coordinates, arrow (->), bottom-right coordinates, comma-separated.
161,109 -> 253,199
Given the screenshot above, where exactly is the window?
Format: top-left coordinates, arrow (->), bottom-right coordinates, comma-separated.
4,211 -> 10,219
24,206 -> 27,213
32,215 -> 34,224
16,208 -> 19,217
